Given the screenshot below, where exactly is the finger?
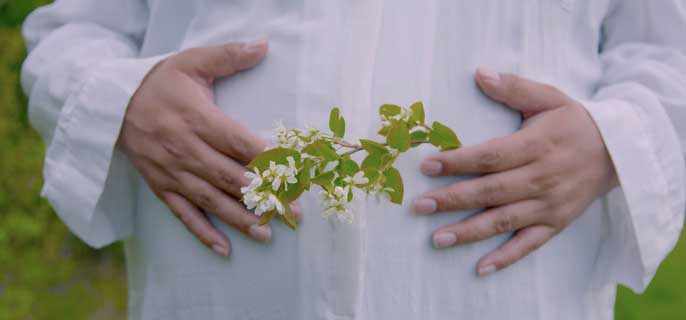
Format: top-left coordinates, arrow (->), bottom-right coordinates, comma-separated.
176,40 -> 268,81
176,171 -> 273,243
185,138 -> 252,198
180,140 -> 303,221
414,165 -> 540,214
162,191 -> 232,257
421,130 -> 543,176
476,225 -> 557,277
475,68 -> 572,116
431,199 -> 547,249
196,106 -> 269,163
290,202 -> 303,222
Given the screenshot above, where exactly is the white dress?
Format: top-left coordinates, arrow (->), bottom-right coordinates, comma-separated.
21,1 -> 686,319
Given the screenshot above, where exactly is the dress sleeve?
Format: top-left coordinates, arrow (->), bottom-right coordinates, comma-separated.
583,0 -> 686,292
21,0 -> 171,248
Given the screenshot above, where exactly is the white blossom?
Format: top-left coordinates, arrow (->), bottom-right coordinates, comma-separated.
240,168 -> 263,194
269,193 -> 286,215
365,182 -> 395,202
242,189 -> 287,217
243,190 -> 264,211
273,121 -> 322,151
261,158 -> 299,191
240,162 -> 292,217
343,171 -> 369,186
285,156 -> 298,185
380,108 -> 413,132
320,186 -> 353,223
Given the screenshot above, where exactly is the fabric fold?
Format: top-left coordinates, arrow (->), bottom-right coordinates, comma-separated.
39,54 -> 169,247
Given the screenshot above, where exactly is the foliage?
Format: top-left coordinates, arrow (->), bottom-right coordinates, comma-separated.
0,1 -> 684,319
0,1 -> 127,319
242,103 -> 461,227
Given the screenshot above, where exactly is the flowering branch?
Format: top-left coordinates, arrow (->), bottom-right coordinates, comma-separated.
240,102 -> 462,229
341,140 -> 433,156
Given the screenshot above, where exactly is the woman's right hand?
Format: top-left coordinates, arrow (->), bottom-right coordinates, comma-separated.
118,40 -> 285,257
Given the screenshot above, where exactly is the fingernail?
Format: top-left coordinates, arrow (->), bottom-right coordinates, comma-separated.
432,232 -> 457,248
478,68 -> 500,85
244,39 -> 268,52
413,198 -> 437,215
290,203 -> 303,222
421,160 -> 443,176
249,224 -> 272,242
212,244 -> 229,257
478,265 -> 497,277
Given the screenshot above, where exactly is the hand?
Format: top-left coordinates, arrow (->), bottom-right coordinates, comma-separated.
413,69 -> 618,276
119,40 -> 293,257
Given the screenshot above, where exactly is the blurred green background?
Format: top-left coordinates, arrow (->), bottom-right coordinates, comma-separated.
0,1 -> 684,319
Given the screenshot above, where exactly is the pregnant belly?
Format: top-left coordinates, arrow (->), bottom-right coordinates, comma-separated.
129,87 -> 606,317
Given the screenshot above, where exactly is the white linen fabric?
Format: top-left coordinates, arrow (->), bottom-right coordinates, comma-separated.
21,1 -> 686,319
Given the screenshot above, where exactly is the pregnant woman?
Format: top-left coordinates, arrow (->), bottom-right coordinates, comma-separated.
21,1 -> 686,319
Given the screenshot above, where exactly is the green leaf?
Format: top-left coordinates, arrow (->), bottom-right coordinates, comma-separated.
340,157 -> 360,177
299,158 -> 313,188
360,139 -> 390,156
329,107 -> 339,131
429,121 -> 462,151
302,140 -> 339,161
383,167 -> 404,204
410,130 -> 428,142
386,122 -> 411,152
379,104 -> 402,117
247,148 -> 300,171
361,154 -> 382,170
278,204 -> 298,230
311,170 -> 336,187
361,169 -> 380,187
284,180 -> 306,202
329,107 -> 346,138
409,102 -> 425,125
377,126 -> 390,136
258,210 -> 276,226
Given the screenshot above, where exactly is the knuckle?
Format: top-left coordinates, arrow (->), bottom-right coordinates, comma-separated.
194,192 -> 218,212
438,187 -> 464,210
493,211 -> 517,234
149,174 -> 176,192
217,168 -> 242,190
160,138 -> 186,160
217,45 -> 240,69
179,109 -> 207,132
178,210 -> 194,228
539,201 -> 561,225
230,135 -> 254,160
477,149 -> 503,172
475,182 -> 504,207
530,172 -> 559,194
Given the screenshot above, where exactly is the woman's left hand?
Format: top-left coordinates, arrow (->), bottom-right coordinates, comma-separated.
413,69 -> 618,277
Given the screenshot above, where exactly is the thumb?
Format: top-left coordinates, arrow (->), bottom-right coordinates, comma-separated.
475,68 -> 571,117
178,40 -> 268,81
